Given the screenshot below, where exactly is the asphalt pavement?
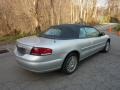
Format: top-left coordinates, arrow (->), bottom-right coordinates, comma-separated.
0,23 -> 120,90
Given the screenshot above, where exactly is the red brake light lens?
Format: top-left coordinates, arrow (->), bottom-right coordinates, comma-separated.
30,48 -> 52,56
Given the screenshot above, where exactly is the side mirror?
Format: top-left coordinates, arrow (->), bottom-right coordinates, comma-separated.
99,32 -> 105,36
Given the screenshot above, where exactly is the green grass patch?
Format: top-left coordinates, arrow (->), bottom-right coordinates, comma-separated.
0,30 -> 45,45
0,35 -> 21,44
0,33 -> 36,45
114,24 -> 120,32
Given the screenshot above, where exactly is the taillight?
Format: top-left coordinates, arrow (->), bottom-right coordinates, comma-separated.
30,47 -> 52,56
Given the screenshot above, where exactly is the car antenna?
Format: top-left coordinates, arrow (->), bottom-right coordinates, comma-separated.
54,34 -> 56,43
53,28 -> 56,43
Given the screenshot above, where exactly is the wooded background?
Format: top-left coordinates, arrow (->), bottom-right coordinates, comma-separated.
0,0 -> 120,36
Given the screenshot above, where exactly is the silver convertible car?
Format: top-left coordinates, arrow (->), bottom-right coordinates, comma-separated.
14,24 -> 110,74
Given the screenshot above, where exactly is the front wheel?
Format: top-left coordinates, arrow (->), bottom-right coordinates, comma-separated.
61,53 -> 79,74
102,41 -> 110,52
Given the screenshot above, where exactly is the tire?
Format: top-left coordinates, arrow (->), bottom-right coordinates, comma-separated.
102,41 -> 110,52
61,53 -> 79,74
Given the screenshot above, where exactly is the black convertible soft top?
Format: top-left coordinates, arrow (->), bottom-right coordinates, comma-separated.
51,24 -> 93,29
41,24 -> 94,40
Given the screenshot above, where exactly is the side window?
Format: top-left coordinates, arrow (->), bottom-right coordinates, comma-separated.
79,28 -> 86,38
85,27 -> 100,38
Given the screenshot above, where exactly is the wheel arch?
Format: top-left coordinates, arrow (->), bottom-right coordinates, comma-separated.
64,50 -> 80,62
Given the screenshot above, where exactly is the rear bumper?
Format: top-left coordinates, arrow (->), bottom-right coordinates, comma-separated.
14,48 -> 64,72
16,56 -> 64,73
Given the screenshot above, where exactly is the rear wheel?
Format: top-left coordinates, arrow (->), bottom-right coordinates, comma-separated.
102,41 -> 110,52
61,53 -> 79,74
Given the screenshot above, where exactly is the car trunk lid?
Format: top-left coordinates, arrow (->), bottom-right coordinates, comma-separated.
16,36 -> 55,55
17,36 -> 55,47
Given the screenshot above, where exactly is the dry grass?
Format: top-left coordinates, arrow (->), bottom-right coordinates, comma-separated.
0,0 -> 119,44
0,0 -> 100,37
